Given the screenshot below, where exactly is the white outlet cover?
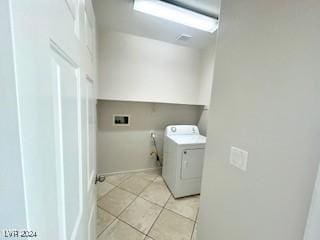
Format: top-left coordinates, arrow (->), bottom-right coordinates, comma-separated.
230,146 -> 248,171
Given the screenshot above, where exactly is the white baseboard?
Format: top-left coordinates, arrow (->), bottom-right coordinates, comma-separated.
99,167 -> 162,177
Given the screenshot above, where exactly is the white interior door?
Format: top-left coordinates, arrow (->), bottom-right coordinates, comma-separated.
8,0 -> 97,239
51,45 -> 84,240
83,76 -> 97,240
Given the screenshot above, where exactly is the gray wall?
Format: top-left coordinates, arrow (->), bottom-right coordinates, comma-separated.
197,107 -> 209,136
198,0 -> 320,240
97,100 -> 203,174
0,0 -> 27,230
198,43 -> 216,136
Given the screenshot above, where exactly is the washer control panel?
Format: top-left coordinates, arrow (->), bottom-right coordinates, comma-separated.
165,125 -> 199,135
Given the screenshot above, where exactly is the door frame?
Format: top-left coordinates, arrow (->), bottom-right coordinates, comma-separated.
304,163 -> 320,240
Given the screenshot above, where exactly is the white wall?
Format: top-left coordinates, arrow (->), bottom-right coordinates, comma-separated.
97,100 -> 202,174
198,0 -> 320,240
97,31 -> 214,105
197,44 -> 216,136
0,0 -> 27,230
198,45 -> 216,106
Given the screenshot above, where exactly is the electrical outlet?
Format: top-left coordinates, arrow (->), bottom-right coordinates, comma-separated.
230,146 -> 248,171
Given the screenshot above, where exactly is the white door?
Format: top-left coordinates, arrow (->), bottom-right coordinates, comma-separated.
8,0 -> 97,239
83,76 -> 98,240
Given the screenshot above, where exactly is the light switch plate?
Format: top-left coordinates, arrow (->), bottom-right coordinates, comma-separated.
230,146 -> 248,171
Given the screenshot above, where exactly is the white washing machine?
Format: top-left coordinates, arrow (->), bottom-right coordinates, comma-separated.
162,125 -> 206,198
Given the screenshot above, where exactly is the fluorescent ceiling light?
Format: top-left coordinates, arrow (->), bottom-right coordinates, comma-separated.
133,0 -> 218,33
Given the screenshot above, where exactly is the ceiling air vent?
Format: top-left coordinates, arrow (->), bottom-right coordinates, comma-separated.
176,34 -> 192,42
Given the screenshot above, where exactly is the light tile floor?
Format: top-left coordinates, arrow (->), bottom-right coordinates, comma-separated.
96,169 -> 200,240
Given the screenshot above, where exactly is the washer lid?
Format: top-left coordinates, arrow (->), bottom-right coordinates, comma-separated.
168,135 -> 206,145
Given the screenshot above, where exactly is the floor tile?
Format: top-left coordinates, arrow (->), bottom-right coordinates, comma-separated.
165,195 -> 200,221
134,169 -> 161,181
196,209 -> 199,222
97,182 -> 115,199
149,209 -> 194,240
97,187 -> 136,217
96,207 -> 116,237
119,175 -> 153,195
119,197 -> 162,234
97,219 -> 145,240
140,182 -> 171,206
192,223 -> 197,240
105,173 -> 132,186
153,176 -> 165,184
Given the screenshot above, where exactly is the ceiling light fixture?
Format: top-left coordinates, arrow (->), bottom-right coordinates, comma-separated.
133,0 -> 218,33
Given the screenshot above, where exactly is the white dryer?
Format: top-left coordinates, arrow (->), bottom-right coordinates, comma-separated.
162,125 -> 206,198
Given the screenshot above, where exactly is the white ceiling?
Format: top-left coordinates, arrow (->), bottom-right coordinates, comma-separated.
93,0 -> 221,49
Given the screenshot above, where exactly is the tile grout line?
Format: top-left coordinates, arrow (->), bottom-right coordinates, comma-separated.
111,176 -> 156,229
138,180 -> 171,207
159,194 -> 197,240
190,224 -> 196,240
99,184 -> 197,235
162,194 -> 200,222
99,206 -> 159,239
190,215 -> 197,240
97,184 -> 116,200
144,235 -> 156,240
190,201 -> 200,240
164,207 -> 198,223
117,194 -> 139,218
97,186 -> 137,215
112,182 -> 173,220
117,218 -> 149,236
111,192 -> 195,225
145,206 -> 165,238
138,178 -> 171,207
97,204 -> 117,217
138,194 -> 170,209
96,215 -> 118,239
145,193 -> 172,239
119,175 -> 156,197
105,173 -> 133,187
109,170 -> 159,189
97,172 -> 161,238
96,206 -> 118,238
99,204 -> 149,239
100,175 -> 163,209
97,193 -> 140,238
193,208 -> 200,239
115,178 -> 162,236
196,208 -> 200,222
155,207 -> 196,240
98,171 -> 198,239
116,173 -> 158,196
97,177 -> 139,237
